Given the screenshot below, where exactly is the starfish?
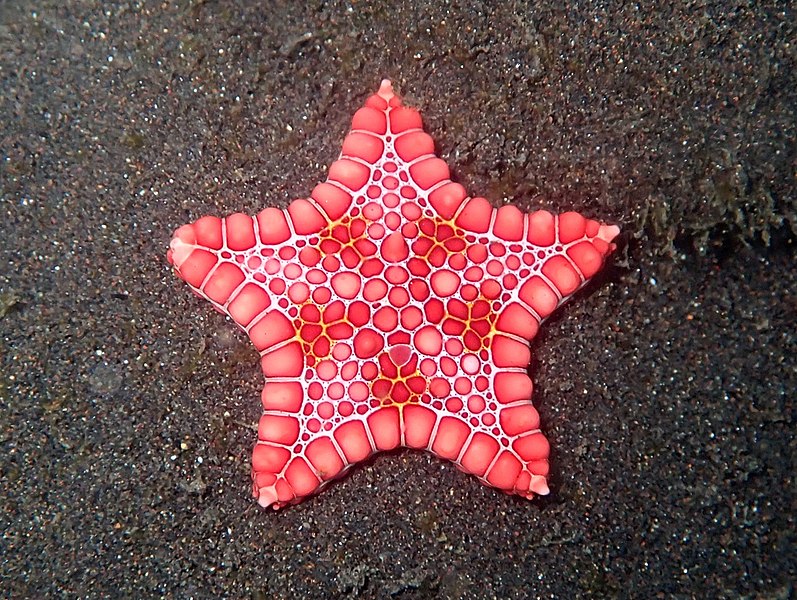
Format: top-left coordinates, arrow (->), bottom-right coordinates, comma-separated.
168,80 -> 620,509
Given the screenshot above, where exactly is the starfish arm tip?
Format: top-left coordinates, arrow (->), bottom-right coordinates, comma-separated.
168,224 -> 197,269
377,78 -> 395,102
530,475 -> 550,496
598,223 -> 621,246
254,481 -> 283,509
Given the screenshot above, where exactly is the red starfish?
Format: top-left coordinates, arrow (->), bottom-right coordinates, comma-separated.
168,80 -> 619,509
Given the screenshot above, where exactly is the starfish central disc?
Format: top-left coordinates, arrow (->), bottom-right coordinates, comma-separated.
168,79 -> 620,509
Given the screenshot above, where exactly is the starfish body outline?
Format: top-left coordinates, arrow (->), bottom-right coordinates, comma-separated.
168,80 -> 619,509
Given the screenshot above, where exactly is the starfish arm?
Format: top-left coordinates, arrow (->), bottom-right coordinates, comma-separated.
446,203 -> 620,342
410,205 -> 618,500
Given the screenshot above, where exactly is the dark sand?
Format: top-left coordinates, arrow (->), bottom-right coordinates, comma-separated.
1,1 -> 794,598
